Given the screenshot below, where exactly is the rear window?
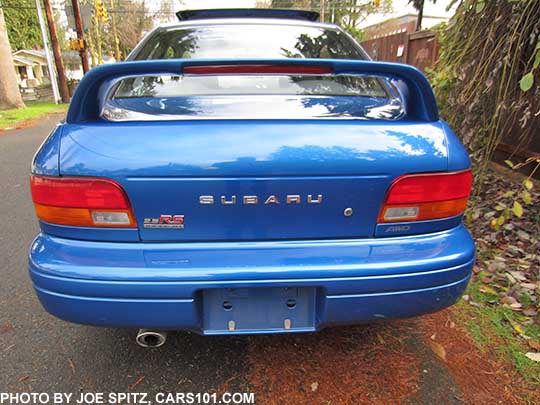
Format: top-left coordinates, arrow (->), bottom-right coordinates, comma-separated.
131,24 -> 366,60
102,73 -> 404,121
113,74 -> 388,98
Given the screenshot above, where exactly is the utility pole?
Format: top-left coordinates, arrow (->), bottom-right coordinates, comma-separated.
42,0 -> 70,102
35,0 -> 60,103
71,0 -> 90,73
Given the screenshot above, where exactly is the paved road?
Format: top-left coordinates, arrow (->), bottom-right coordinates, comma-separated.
0,116 -> 249,397
0,116 -> 463,403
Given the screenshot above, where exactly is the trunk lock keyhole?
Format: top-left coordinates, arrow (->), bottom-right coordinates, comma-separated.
344,208 -> 353,217
286,299 -> 297,309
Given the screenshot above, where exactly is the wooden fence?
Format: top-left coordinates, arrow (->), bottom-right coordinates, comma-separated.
361,31 -> 439,73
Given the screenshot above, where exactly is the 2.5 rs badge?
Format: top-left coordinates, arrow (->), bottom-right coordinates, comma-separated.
144,215 -> 185,229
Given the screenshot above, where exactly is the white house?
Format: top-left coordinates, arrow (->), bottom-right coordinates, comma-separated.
12,49 -> 116,88
12,50 -> 50,88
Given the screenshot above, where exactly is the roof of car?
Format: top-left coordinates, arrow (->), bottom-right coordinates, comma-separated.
156,17 -> 339,30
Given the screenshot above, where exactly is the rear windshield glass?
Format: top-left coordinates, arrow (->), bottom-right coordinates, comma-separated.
131,24 -> 366,60
102,74 -> 404,121
113,75 -> 388,98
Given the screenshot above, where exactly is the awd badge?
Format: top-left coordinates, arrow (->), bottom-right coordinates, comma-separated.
144,215 -> 185,229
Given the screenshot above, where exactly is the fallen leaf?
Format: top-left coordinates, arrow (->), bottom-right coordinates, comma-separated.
522,305 -> 538,317
129,376 -> 145,390
527,340 -> 540,350
429,341 -> 446,361
1,322 -> 13,333
479,285 -> 498,296
517,230 -> 530,240
68,358 -> 76,375
525,352 -> 540,362
501,296 -> 518,305
489,262 -> 506,272
311,382 -> 319,392
506,316 -> 526,336
512,201 -> 523,217
508,271 -> 527,281
481,276 -> 494,283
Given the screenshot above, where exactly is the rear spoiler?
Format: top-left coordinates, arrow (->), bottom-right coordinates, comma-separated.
67,59 -> 439,124
176,9 -> 320,22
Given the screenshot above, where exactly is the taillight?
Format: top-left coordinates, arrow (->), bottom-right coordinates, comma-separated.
378,170 -> 472,223
30,175 -> 136,228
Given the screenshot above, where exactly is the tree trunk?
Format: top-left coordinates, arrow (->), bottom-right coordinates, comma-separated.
71,0 -> 91,73
0,8 -> 25,110
415,0 -> 425,31
109,0 -> 121,61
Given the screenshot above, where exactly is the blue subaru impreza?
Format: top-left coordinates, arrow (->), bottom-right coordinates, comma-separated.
29,9 -> 474,347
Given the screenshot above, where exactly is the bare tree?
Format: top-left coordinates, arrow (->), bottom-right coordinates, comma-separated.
107,0 -> 154,57
0,7 -> 25,110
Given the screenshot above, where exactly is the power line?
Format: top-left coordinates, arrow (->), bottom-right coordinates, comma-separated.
1,5 -> 175,15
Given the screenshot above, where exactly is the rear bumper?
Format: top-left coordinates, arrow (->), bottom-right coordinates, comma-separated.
29,225 -> 475,333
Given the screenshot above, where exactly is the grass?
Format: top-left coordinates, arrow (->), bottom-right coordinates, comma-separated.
458,280 -> 540,385
0,101 -> 67,130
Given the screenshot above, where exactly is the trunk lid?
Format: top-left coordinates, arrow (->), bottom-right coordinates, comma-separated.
59,120 -> 449,241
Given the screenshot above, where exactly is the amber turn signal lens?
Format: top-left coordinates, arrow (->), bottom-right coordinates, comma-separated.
33,204 -> 137,228
378,198 -> 469,223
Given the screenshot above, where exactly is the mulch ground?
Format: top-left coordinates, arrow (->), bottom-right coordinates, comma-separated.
244,322 -> 420,404
217,309 -> 533,404
421,309 -> 535,404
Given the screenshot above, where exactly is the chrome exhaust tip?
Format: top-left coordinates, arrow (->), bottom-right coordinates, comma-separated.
136,329 -> 167,348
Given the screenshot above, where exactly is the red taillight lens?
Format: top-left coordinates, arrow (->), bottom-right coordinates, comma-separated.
378,170 -> 472,223
30,175 -> 136,228
183,64 -> 333,75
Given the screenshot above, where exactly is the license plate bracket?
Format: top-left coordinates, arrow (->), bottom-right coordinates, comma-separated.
202,287 -> 317,334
